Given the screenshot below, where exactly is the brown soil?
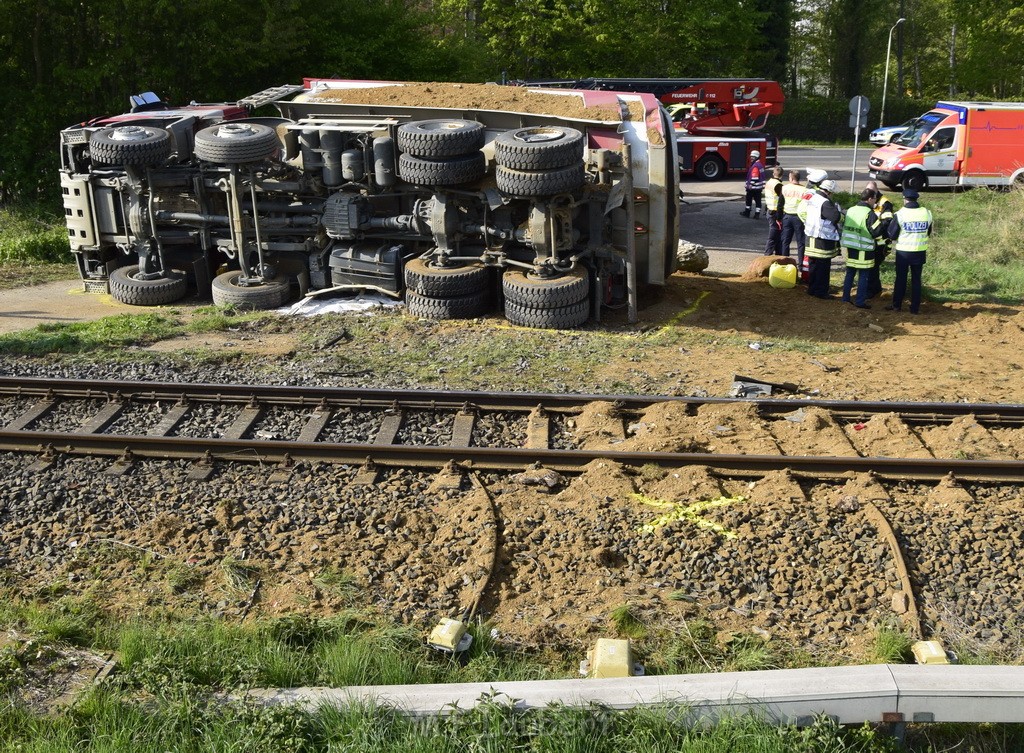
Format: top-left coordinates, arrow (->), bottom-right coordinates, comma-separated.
4,269 -> 1024,675
310,81 -> 640,121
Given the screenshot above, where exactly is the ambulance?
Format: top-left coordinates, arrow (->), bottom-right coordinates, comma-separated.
868,101 -> 1024,191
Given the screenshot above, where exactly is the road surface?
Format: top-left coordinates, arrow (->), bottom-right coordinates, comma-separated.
682,146 -> 863,274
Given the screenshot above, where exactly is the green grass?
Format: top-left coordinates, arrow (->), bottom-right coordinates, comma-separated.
833,187 -> 1024,304
0,696 -> 912,753
0,307 -> 276,357
0,313 -> 179,355
871,623 -> 913,663
2,597 -> 1022,751
0,204 -> 71,265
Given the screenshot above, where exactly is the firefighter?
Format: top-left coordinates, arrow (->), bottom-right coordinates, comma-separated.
779,170 -> 805,261
840,188 -> 884,308
763,166 -> 784,255
740,149 -> 765,218
865,180 -> 894,298
885,188 -> 933,314
798,178 -> 843,299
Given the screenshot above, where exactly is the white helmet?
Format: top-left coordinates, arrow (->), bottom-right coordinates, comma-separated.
820,179 -> 837,193
750,150 -> 761,158
807,168 -> 828,184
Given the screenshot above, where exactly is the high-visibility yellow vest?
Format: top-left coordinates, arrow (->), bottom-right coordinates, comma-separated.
781,182 -> 803,214
765,177 -> 782,211
894,206 -> 932,253
841,204 -> 876,268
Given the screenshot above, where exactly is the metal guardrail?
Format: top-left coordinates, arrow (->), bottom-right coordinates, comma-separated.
244,664 -> 1024,725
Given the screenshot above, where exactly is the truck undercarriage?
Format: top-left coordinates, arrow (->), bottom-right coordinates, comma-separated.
59,81 -> 679,328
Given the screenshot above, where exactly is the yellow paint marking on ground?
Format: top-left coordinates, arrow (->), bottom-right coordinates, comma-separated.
654,289 -> 711,333
633,492 -> 744,539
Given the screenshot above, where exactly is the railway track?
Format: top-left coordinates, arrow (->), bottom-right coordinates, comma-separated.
1,376 -> 1022,481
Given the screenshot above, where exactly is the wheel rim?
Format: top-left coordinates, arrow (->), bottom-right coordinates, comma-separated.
513,127 -> 566,144
214,123 -> 263,140
110,126 -> 155,142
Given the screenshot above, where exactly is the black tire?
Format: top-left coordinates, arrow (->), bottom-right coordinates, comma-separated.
399,152 -> 487,186
495,164 -> 585,198
396,120 -> 485,159
902,172 -> 928,191
109,265 -> 187,305
211,270 -> 291,310
695,155 -> 725,181
194,123 -> 279,164
504,298 -> 589,329
405,289 -> 490,320
502,267 -> 589,308
404,258 -> 490,297
91,126 -> 172,167
494,126 -> 584,170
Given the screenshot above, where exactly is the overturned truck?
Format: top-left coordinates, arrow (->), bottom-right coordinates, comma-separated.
59,80 -> 679,328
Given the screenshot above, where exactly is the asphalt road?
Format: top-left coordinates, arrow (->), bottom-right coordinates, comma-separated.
682,145 -> 863,274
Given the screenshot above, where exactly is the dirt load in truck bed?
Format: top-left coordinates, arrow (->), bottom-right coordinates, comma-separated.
309,81 -> 636,121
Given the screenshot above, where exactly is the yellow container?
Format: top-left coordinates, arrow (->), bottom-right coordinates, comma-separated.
587,638 -> 635,678
911,640 -> 950,665
768,262 -> 797,289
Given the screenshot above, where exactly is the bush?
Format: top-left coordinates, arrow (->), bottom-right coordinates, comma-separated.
772,97 -> 935,143
0,204 -> 71,264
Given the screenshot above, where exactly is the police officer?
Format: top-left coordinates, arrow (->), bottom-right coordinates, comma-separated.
763,166 -> 784,255
840,188 -> 884,308
741,149 -> 765,218
779,170 -> 806,261
886,188 -> 933,314
864,180 -> 894,298
798,178 -> 843,299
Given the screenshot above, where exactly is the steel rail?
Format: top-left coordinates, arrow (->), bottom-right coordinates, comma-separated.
2,376 -> 1024,425
2,429 -> 1022,481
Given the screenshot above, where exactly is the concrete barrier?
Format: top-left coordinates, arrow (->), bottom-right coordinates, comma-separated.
243,664 -> 1024,724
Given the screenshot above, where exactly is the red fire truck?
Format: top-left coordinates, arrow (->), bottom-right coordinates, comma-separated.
516,79 -> 785,180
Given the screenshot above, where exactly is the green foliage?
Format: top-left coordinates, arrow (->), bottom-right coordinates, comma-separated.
0,698 -> 911,752
772,98 -> 935,144
609,604 -> 647,639
0,313 -> 179,355
872,623 -> 913,663
0,204 -> 71,264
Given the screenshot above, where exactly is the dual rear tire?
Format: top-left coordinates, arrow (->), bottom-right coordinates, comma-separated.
502,267 -> 589,329
403,258 -> 491,320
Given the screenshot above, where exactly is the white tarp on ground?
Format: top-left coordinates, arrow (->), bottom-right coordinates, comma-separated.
278,293 -> 403,316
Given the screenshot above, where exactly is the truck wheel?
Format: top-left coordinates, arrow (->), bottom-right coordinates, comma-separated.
495,164 -> 585,198
405,289 -> 491,320
91,126 -> 172,167
902,172 -> 928,191
399,152 -> 486,186
502,267 -> 589,308
396,120 -> 485,159
211,270 -> 291,310
194,123 -> 279,164
404,258 -> 491,297
695,155 -> 725,181
494,126 -> 584,170
504,298 -> 589,329
109,265 -> 187,305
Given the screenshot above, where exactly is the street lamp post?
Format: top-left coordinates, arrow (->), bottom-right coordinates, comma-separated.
881,17 -> 906,128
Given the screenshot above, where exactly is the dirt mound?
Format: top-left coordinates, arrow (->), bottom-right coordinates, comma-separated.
845,413 -> 933,458
920,414 -> 1015,459
771,407 -> 859,457
569,401 -> 626,449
